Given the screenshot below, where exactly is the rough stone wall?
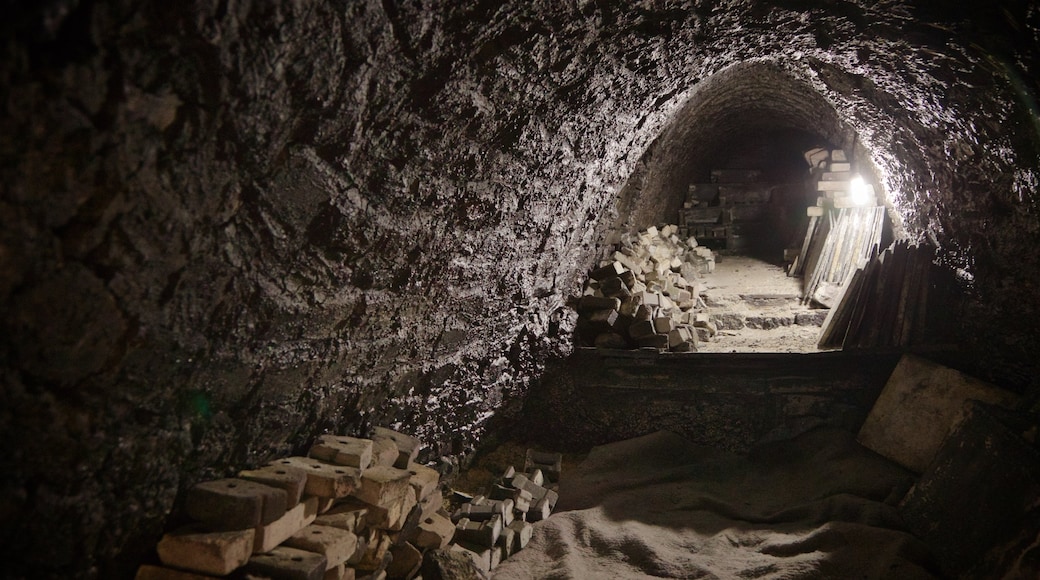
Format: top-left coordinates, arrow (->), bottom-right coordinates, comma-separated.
1,0 -> 1038,576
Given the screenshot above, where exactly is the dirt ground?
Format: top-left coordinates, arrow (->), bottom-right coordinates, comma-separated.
491,428 -> 937,579
696,254 -> 827,353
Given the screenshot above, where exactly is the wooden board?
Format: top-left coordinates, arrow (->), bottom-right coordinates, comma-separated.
792,215 -> 819,277
817,262 -> 867,349
852,253 -> 883,347
877,241 -> 910,347
894,245 -> 919,346
801,212 -> 833,302
912,259 -> 932,346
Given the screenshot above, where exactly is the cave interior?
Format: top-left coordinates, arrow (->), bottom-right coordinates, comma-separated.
2,0 -> 1040,578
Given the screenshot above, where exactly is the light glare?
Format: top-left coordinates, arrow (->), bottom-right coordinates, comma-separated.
849,175 -> 872,206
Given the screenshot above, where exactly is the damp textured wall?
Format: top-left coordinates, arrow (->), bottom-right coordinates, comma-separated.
1,1 -> 1038,576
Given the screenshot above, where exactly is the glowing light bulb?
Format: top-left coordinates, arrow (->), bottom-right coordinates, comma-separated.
849,175 -> 872,206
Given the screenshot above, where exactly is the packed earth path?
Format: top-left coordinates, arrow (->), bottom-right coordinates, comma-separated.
698,255 -> 828,353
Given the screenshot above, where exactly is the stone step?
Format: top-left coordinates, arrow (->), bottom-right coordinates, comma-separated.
702,293 -> 804,310
711,309 -> 828,331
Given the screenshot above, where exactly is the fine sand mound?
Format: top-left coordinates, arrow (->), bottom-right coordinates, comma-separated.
493,428 -> 938,579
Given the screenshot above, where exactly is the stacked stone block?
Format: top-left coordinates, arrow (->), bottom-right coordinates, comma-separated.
574,225 -> 717,351
138,435 -> 564,580
137,428 -> 451,580
447,450 -> 562,575
803,147 -> 878,209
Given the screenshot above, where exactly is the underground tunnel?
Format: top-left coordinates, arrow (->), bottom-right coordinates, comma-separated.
2,1 -> 1039,578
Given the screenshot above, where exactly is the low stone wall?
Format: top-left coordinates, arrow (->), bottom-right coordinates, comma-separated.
523,348 -> 902,452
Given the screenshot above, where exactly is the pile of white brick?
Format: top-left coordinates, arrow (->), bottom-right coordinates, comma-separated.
447,450 -> 562,575
137,430 -> 563,580
575,225 -> 718,351
137,427 -> 542,580
803,147 -> 877,209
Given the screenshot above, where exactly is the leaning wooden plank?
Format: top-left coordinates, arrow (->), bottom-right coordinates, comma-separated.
879,241 -> 910,347
894,242 -> 916,346
837,207 -> 869,282
788,254 -> 801,277
801,211 -> 833,302
816,286 -> 843,348
819,209 -> 849,286
858,208 -> 880,259
911,258 -> 932,345
862,246 -> 896,348
893,245 -> 915,347
792,213 -> 819,277
881,243 -> 906,347
826,211 -> 853,284
841,253 -> 881,349
870,207 -> 885,257
839,257 -> 865,348
895,245 -> 921,347
837,207 -> 884,286
850,251 -> 887,349
818,263 -> 867,349
804,222 -> 836,303
873,246 -> 906,349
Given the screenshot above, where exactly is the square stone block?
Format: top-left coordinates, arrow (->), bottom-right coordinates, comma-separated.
186,478 -> 288,530
284,524 -> 358,570
243,546 -> 326,580
270,457 -> 362,498
157,525 -> 254,576
309,435 -> 374,470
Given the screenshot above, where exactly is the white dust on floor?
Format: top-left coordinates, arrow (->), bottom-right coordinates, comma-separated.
493,429 -> 936,580
695,255 -> 828,353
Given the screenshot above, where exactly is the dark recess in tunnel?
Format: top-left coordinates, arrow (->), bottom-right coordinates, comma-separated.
609,61 -> 892,261
612,62 -> 865,236
712,128 -> 822,183
710,128 -> 833,259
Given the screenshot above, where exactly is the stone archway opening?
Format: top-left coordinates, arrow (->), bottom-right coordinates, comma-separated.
583,61 -> 898,353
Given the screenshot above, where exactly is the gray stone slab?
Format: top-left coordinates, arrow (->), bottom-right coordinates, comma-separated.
857,354 -> 1019,473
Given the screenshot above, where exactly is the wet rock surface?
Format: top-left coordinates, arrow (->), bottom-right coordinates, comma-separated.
1,0 -> 1038,576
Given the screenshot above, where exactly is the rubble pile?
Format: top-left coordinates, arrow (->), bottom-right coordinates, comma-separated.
447,449 -> 562,575
135,428 -> 431,580
574,225 -> 718,351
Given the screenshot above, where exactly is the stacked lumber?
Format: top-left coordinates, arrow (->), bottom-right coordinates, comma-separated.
447,450 -> 562,575
817,241 -> 936,350
137,427 -> 451,580
801,206 -> 886,306
791,148 -> 885,307
574,225 -> 718,351
677,169 -> 773,252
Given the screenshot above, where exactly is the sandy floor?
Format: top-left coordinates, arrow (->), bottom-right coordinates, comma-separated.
704,255 -> 803,297
492,429 -> 938,579
696,255 -> 826,353
703,325 -> 826,353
